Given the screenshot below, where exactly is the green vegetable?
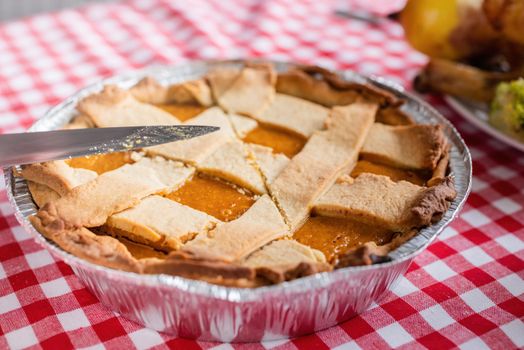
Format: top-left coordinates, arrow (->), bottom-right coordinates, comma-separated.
490,78 -> 524,132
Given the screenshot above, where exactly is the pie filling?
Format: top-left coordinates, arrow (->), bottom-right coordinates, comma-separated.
243,124 -> 306,157
294,216 -> 394,263
351,160 -> 429,186
165,173 -> 256,222
155,104 -> 206,121
116,236 -> 167,259
66,152 -> 133,174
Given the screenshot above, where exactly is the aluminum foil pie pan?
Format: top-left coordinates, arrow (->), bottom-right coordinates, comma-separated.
4,60 -> 472,342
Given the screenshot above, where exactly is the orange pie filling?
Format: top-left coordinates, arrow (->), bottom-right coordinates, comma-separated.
118,236 -> 167,259
66,152 -> 133,174
243,124 -> 306,158
294,216 -> 394,263
351,160 -> 429,186
165,173 -> 256,222
156,104 -> 206,121
104,173 -> 256,259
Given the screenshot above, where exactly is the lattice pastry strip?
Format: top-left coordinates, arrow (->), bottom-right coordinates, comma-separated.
21,160 -> 98,196
250,93 -> 329,138
130,76 -> 213,106
145,106 -> 236,165
313,173 -> 456,232
210,63 -> 276,118
106,195 -> 219,251
361,123 -> 446,170
263,102 -> 378,230
35,156 -> 194,230
78,85 -> 180,127
182,195 -> 288,262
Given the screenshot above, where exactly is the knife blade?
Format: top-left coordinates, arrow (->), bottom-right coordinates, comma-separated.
0,125 -> 219,167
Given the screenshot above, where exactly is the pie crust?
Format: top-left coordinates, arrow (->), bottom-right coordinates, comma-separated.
78,85 -> 180,127
21,62 -> 457,287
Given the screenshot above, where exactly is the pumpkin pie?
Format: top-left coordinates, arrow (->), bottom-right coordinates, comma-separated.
22,62 -> 456,287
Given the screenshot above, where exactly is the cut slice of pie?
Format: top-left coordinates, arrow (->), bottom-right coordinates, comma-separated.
22,62 -> 457,287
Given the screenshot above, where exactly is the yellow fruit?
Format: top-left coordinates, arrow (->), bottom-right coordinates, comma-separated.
400,0 -> 460,59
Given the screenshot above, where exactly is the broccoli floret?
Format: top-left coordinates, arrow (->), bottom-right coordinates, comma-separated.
491,78 -> 524,132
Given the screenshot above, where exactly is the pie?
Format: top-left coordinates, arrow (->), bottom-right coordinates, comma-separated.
21,62 -> 457,287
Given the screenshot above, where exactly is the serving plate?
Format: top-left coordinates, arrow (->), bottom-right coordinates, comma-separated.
4,60 -> 472,342
445,96 -> 524,153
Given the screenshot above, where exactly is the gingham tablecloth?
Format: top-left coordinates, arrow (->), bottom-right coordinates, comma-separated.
0,0 -> 523,349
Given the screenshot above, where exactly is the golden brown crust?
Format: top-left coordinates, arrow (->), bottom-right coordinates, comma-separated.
253,93 -> 330,137
78,85 -> 179,127
199,140 -> 267,194
361,124 -> 446,171
130,77 -> 213,106
21,161 -> 97,196
335,230 -> 418,268
207,67 -> 241,101
103,194 -> 217,252
315,174 -> 456,232
142,251 -> 256,284
102,225 -> 175,252
170,79 -> 213,106
213,64 -> 276,118
412,176 -> 456,226
376,107 -> 414,126
256,261 -> 331,284
27,181 -> 61,208
314,173 -> 427,231
182,195 -> 288,262
268,102 -> 377,230
36,157 -> 194,231
30,215 -> 141,273
24,62 -> 458,287
276,65 -> 402,108
79,85 -> 128,108
248,144 -> 290,184
145,106 -> 236,165
129,77 -> 170,104
335,245 -> 375,267
242,239 -> 331,283
428,144 -> 451,187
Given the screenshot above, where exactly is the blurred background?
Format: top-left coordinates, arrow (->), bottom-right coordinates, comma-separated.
0,0 -> 113,21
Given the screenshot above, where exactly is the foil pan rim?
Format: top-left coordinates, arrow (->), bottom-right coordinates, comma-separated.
4,60 -> 472,302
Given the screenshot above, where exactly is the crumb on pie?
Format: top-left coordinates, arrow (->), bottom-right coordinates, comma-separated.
21,62 -> 457,287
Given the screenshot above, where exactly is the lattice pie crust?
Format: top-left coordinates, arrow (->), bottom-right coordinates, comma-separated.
21,62 -> 456,287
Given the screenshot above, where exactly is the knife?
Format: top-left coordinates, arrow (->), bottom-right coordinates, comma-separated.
0,125 -> 219,167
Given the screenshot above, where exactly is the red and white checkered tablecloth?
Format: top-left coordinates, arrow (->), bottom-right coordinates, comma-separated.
0,0 -> 523,349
